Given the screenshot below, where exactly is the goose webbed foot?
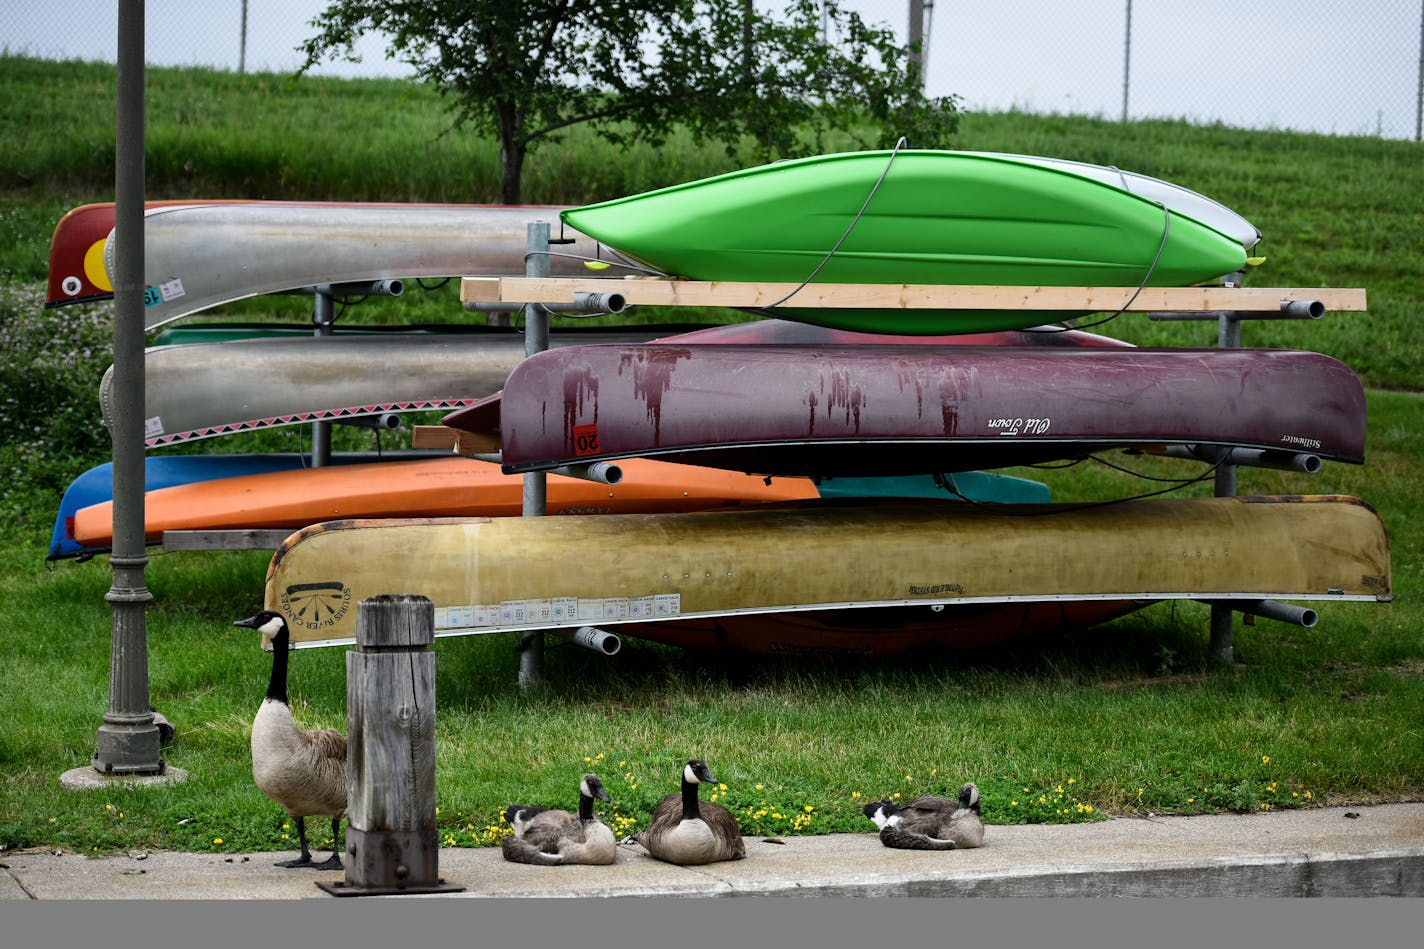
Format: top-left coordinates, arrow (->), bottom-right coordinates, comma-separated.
275,851 -> 344,870
275,853 -> 318,868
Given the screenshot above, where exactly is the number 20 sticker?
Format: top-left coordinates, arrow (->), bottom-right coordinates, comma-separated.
573,423 -> 600,456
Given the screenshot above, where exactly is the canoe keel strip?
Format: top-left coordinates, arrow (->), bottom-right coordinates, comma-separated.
263,496 -> 1392,646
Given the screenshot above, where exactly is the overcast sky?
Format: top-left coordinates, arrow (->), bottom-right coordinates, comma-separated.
3,1 -> 1420,139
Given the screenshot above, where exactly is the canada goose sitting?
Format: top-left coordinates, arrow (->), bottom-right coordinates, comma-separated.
862,782 -> 985,850
234,610 -> 348,870
639,759 -> 746,865
502,773 -> 618,866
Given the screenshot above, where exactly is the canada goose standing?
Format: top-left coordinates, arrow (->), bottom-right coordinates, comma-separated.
502,773 -> 618,866
234,609 -> 348,870
639,759 -> 746,865
862,782 -> 985,850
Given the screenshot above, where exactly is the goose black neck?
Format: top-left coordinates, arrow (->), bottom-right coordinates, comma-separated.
266,633 -> 290,705
681,777 -> 702,820
578,793 -> 595,821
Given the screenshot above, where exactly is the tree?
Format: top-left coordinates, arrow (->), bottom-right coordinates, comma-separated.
299,0 -> 959,204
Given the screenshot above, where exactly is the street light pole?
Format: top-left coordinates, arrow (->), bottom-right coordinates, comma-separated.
92,0 -> 162,776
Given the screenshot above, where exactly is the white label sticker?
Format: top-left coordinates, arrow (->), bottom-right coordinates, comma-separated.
159,277 -> 186,301
437,606 -> 475,629
602,597 -> 629,620
630,595 -> 656,619
551,597 -> 578,622
527,598 -> 552,623
655,594 -> 681,616
577,599 -> 604,621
144,416 -> 164,438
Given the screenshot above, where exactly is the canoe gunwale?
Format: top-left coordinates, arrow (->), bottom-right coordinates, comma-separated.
284,589 -> 1392,651
493,438 -> 1367,478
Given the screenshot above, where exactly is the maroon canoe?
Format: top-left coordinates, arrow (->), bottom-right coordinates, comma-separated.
442,344 -> 1365,479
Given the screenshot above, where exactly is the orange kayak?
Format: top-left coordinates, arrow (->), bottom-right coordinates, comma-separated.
71,456 -> 818,547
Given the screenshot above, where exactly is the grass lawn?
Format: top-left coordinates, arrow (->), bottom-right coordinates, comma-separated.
0,57 -> 1418,858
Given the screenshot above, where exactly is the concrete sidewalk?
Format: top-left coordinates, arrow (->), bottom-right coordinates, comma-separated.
3,802 -> 1421,899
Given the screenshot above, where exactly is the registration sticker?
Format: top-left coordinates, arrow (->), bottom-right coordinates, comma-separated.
573,423 -> 600,456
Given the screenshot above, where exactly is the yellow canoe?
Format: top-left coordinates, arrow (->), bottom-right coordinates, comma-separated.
261,495 -> 1391,648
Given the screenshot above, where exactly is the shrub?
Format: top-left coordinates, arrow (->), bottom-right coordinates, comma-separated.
0,281 -> 114,537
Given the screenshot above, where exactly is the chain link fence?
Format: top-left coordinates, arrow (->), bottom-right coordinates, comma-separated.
4,1 -> 1422,140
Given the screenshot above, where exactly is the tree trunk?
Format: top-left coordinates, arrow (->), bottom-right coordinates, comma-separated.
499,138 -> 525,204
497,98 -> 525,204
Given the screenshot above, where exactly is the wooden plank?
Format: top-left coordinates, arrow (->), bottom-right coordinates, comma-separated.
411,425 -> 458,449
460,276 -> 1368,313
410,424 -> 500,456
161,529 -> 293,551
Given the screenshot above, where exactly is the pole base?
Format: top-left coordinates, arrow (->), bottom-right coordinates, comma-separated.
316,878 -> 466,897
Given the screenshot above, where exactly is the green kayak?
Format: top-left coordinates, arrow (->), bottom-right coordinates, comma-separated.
561,149 -> 1250,335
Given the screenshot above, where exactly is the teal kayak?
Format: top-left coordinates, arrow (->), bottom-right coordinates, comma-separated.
561,150 -> 1250,335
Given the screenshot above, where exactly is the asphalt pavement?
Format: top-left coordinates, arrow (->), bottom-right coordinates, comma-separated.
2,802 -> 1421,899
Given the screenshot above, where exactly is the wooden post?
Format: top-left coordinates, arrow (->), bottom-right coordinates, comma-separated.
319,594 -> 462,896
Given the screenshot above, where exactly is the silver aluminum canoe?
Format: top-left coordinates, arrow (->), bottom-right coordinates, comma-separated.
102,202 -> 628,329
101,328 -> 682,448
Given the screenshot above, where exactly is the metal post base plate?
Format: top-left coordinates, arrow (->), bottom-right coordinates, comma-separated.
317,827 -> 464,896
